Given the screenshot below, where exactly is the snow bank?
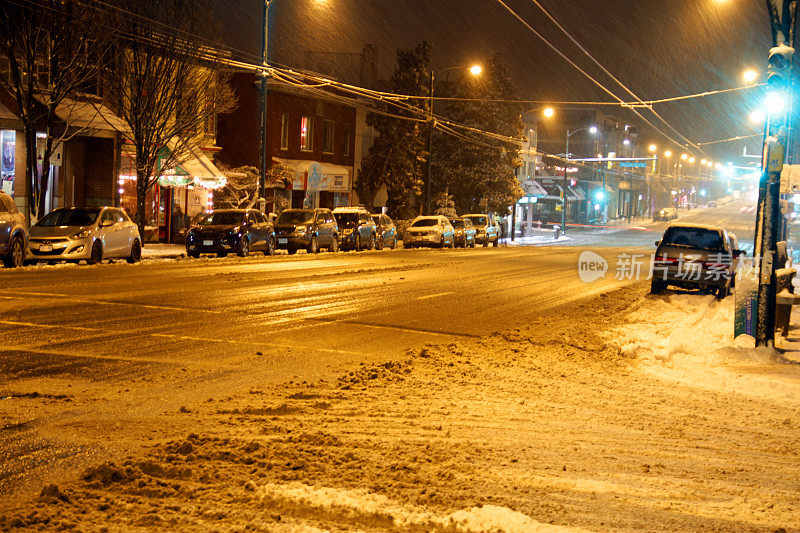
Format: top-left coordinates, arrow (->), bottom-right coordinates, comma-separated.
609,293 -> 800,404
259,482 -> 582,532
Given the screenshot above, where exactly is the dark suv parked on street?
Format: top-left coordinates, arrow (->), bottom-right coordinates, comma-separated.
334,207 -> 377,251
186,209 -> 274,258
0,191 -> 26,268
273,208 -> 339,254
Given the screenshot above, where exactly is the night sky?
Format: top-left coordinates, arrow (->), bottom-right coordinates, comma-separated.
217,0 -> 771,162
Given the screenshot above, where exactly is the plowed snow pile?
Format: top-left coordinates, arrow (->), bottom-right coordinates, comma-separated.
2,285 -> 800,532
610,293 -> 800,404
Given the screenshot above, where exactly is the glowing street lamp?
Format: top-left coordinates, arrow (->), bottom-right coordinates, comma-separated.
543,107 -> 555,118
649,144 -> 657,153
742,69 -> 759,84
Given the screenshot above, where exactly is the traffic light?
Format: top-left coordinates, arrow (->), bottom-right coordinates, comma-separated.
766,44 -> 794,114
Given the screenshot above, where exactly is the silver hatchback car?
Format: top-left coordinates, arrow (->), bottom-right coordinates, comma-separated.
28,207 -> 142,264
0,191 -> 27,268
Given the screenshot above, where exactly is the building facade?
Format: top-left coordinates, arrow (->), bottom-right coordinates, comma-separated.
216,73 -> 357,211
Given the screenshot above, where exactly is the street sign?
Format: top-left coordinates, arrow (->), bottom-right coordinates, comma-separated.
619,162 -> 646,168
779,164 -> 800,193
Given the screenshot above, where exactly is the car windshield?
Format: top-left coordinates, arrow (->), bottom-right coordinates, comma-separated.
335,213 -> 359,228
465,216 -> 487,226
37,208 -> 100,227
198,212 -> 244,226
662,226 -> 724,250
411,219 -> 439,227
277,210 -> 315,225
451,219 -> 465,228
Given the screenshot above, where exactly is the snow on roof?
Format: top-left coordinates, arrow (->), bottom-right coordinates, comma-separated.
666,222 -> 727,232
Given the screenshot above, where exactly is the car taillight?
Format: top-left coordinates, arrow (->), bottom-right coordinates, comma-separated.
701,262 -> 729,269
654,257 -> 679,264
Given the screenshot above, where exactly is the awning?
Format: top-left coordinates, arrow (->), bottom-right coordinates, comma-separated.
54,98 -> 129,133
569,185 -> 587,201
521,178 -> 547,197
273,158 -> 351,192
159,141 -> 228,189
535,179 -> 578,201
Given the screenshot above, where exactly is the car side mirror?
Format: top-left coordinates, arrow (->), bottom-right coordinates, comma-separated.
101,219 -> 114,227
654,240 -> 661,246
733,249 -> 745,257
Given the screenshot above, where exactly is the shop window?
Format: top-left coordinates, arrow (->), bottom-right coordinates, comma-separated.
300,117 -> 314,151
1,130 -> 15,196
280,114 -> 289,150
322,120 -> 335,154
343,123 -> 351,156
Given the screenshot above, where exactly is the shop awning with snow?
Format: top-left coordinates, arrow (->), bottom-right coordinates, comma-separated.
157,142 -> 228,190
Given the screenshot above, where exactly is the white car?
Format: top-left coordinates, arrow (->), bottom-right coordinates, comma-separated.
404,215 -> 455,248
28,206 -> 142,264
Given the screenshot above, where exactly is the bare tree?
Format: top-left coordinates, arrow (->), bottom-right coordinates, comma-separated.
216,162 -> 293,212
103,0 -> 236,242
0,0 -> 117,221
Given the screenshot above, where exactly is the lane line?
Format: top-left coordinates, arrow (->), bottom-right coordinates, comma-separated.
416,291 -> 454,300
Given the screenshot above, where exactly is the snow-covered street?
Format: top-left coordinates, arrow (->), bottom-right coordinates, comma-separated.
2,284 -> 799,531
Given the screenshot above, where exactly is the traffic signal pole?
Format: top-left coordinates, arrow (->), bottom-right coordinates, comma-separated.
754,0 -> 797,346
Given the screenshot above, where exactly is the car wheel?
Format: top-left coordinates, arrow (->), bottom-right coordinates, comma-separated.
237,237 -> 250,257
288,247 -> 297,255
3,236 -> 25,268
716,284 -> 729,300
217,250 -> 228,258
470,239 -> 476,248
307,235 -> 319,254
126,239 -> 142,263
329,236 -> 339,253
650,278 -> 666,295
266,236 -> 275,256
390,237 -> 397,249
449,237 -> 455,249
188,251 -> 200,258
369,233 -> 376,250
375,235 -> 383,250
87,241 -> 103,265
355,234 -> 361,252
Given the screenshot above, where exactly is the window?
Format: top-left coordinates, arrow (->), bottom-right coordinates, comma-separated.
343,123 -> 351,156
322,121 -> 335,154
280,114 -> 289,150
300,117 -> 314,151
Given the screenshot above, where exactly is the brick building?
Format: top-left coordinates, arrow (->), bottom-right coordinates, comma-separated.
216,73 -> 357,210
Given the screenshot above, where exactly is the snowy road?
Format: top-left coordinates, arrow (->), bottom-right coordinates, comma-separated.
0,245 -> 633,501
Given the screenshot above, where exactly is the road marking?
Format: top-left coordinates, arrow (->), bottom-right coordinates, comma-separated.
416,291 -> 454,300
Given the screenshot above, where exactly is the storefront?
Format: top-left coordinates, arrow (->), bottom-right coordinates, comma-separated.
118,146 -> 227,243
274,158 -> 352,210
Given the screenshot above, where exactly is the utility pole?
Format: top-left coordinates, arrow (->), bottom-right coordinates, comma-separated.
754,0 -> 797,346
562,132 -> 569,235
259,0 -> 273,202
426,71 -> 434,215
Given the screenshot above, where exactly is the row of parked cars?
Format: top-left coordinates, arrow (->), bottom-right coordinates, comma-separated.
186,206 -> 501,258
0,190 -> 501,267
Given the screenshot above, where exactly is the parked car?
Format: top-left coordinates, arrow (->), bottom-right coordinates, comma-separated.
450,217 -> 476,248
651,223 -> 744,299
0,191 -> 27,268
463,214 -> 499,247
707,201 -> 717,208
653,207 -> 678,221
186,209 -> 274,258
28,206 -> 141,264
371,214 -> 398,249
404,215 -> 455,248
333,207 -> 377,251
273,208 -> 338,254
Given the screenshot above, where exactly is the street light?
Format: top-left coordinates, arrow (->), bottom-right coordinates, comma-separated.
426,63 -> 482,214
562,126 -> 598,235
742,68 -> 759,84
664,150 -> 673,177
543,107 -> 555,118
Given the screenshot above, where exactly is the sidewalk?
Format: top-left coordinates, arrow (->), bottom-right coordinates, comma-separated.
140,243 -> 186,259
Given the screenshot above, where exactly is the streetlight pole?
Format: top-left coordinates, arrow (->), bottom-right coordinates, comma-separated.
259,0 -> 274,202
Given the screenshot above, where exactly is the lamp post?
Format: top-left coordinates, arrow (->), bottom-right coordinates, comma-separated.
426,64 -> 482,215
562,126 -> 598,235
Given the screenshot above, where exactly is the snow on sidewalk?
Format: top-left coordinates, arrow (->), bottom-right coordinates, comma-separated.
608,292 -> 800,405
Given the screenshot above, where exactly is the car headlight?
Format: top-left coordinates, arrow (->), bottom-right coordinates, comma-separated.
71,229 -> 92,239
228,226 -> 241,236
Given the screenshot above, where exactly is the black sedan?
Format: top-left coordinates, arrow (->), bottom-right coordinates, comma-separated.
186,209 -> 274,258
